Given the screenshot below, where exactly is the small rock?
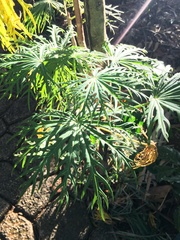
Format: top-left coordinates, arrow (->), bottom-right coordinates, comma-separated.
0,162 -> 24,204
0,209 -> 34,240
3,96 -> 36,125
17,176 -> 56,218
36,200 -> 92,240
0,134 -> 18,160
0,95 -> 15,115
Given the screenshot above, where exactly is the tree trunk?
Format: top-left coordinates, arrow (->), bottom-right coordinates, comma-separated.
84,0 -> 106,51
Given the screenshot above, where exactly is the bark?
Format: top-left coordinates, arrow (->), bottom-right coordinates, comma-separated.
84,0 -> 106,51
73,0 -> 87,47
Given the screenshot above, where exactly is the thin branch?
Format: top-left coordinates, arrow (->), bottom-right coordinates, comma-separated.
64,1 -> 77,46
73,0 -> 87,47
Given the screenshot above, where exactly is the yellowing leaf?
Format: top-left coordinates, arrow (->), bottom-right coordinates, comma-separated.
148,212 -> 157,229
0,0 -> 35,52
133,142 -> 158,169
93,208 -> 112,224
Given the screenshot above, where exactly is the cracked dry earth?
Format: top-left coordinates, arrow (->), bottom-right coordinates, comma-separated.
0,95 -> 115,240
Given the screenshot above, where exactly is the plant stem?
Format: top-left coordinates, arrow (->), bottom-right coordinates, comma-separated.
73,0 -> 87,47
64,1 -> 77,46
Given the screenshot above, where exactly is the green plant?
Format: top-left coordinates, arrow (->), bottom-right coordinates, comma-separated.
105,4 -> 124,34
25,0 -> 65,34
0,25 -> 180,221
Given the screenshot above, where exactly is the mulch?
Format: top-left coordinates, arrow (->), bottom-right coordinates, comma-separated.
108,0 -> 180,71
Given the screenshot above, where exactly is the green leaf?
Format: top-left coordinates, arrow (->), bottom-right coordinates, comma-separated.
147,96 -> 170,141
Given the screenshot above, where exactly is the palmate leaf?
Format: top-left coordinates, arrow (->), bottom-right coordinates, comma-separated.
16,108 -> 135,212
70,66 -> 149,119
153,73 -> 180,100
104,42 -> 154,72
146,73 -> 180,141
147,97 -> 170,141
103,43 -> 173,90
0,26 -> 104,109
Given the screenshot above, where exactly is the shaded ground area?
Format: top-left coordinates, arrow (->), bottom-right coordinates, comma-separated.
0,0 -> 180,239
